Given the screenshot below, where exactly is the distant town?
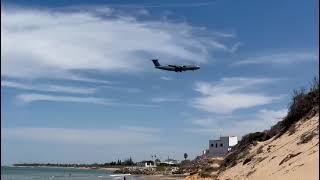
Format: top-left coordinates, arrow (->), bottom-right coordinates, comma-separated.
13,136 -> 239,172
13,156 -> 181,168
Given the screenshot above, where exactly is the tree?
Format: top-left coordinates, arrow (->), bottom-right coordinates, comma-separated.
184,153 -> 188,160
123,157 -> 134,166
155,158 -> 161,165
129,156 -> 133,165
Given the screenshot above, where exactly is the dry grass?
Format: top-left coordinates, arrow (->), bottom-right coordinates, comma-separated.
298,131 -> 318,144
279,152 -> 302,166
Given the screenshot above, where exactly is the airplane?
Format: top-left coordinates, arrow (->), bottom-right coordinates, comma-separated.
151,59 -> 200,72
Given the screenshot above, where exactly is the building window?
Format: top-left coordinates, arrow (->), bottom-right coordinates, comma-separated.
216,143 -> 218,148
220,143 -> 223,147
211,144 -> 214,147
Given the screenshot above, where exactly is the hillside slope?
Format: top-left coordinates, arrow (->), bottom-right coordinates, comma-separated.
186,79 -> 319,180
185,112 -> 319,180
218,113 -> 319,180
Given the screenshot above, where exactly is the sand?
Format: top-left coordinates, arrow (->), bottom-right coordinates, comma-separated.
133,174 -> 187,180
218,114 -> 319,180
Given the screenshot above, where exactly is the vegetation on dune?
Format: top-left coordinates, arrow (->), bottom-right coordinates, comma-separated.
221,77 -> 319,169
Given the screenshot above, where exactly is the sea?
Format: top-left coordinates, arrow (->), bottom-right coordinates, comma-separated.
1,166 -> 134,180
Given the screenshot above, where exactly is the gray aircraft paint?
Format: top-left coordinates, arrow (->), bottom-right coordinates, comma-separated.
152,59 -> 200,72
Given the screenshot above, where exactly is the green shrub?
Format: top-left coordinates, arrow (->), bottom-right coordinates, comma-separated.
156,166 -> 166,171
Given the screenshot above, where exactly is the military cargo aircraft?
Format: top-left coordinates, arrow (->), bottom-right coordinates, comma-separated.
152,59 -> 200,72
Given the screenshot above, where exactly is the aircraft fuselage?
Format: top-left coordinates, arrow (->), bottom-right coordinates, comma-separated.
155,65 -> 200,72
152,59 -> 200,72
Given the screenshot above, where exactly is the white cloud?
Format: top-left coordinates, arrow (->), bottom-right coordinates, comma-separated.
1,127 -> 159,145
92,7 -> 114,15
1,7 -> 236,80
102,2 -> 217,8
187,108 -> 288,137
257,108 -> 288,125
16,93 -> 112,104
137,9 -> 149,15
123,126 -> 160,133
16,93 -> 155,107
1,80 -> 96,94
101,85 -> 142,93
160,76 -> 173,81
233,51 -> 319,65
67,75 -> 114,85
194,77 -> 275,95
229,42 -> 242,53
192,77 -> 280,114
190,118 -> 214,127
193,93 -> 277,114
211,31 -> 235,38
151,96 -> 181,103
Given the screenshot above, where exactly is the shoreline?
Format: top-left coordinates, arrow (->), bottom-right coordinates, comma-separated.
132,174 -> 188,180
9,166 -> 189,178
12,165 -> 120,172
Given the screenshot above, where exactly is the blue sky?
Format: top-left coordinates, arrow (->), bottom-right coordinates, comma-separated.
1,0 -> 319,165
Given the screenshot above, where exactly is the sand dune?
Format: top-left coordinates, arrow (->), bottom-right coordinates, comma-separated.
186,113 -> 319,180
219,114 -> 319,180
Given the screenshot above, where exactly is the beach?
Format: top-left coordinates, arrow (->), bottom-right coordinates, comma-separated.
1,166 -> 188,180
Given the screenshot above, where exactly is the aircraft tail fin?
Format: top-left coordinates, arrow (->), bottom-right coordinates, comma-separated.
152,59 -> 160,67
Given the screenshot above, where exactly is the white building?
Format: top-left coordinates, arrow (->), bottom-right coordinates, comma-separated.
162,159 -> 178,165
137,160 -> 156,168
206,136 -> 238,157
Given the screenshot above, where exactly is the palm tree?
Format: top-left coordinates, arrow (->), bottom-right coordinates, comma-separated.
184,153 -> 188,160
